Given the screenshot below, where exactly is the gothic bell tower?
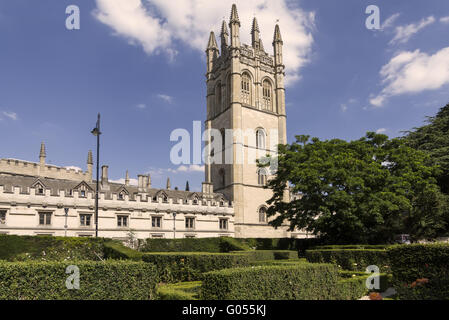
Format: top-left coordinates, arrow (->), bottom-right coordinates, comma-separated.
205,4 -> 289,238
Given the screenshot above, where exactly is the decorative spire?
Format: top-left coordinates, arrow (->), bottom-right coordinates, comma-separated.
273,24 -> 283,44
251,17 -> 260,33
229,4 -> 240,25
207,31 -> 219,50
251,17 -> 261,49
125,170 -> 130,186
185,181 -> 190,192
166,177 -> 171,190
39,142 -> 46,159
87,150 -> 93,165
221,20 -> 229,36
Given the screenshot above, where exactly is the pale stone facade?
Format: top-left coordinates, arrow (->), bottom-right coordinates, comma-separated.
0,5 -> 308,240
204,5 -> 300,238
0,145 -> 234,240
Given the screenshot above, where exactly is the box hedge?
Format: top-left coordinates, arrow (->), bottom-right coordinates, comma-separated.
387,243 -> 449,300
305,249 -> 390,272
157,281 -> 202,300
103,241 -> 144,261
201,263 -> 343,300
0,234 -> 106,261
141,252 -> 251,283
236,250 -> 298,262
139,237 -> 251,253
0,260 -> 158,300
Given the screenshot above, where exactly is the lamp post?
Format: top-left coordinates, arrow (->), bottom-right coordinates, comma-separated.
64,207 -> 69,237
173,212 -> 177,239
91,114 -> 101,238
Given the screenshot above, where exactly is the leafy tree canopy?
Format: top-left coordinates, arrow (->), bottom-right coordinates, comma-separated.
263,133 -> 448,244
405,104 -> 449,194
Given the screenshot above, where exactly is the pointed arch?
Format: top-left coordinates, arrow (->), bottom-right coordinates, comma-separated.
257,168 -> 268,186
262,78 -> 273,111
241,71 -> 253,106
258,206 -> 267,223
256,128 -> 266,150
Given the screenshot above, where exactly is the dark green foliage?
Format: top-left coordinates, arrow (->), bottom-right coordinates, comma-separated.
233,250 -> 298,261
0,260 -> 157,300
387,243 -> 449,300
249,259 -> 308,267
405,104 -> 449,194
201,263 -> 342,300
273,251 -> 292,260
263,133 -> 447,243
103,241 -> 143,261
314,245 -> 389,250
305,249 -> 390,272
139,237 -> 251,253
142,252 -> 251,283
0,235 -> 106,261
157,281 -> 202,300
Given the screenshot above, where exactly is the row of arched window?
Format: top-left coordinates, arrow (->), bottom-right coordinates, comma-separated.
212,73 -> 274,117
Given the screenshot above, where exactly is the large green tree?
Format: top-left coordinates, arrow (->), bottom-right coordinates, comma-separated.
405,104 -> 449,194
263,133 -> 447,244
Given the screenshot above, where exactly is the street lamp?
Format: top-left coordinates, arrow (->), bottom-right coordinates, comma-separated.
64,207 -> 69,237
173,212 -> 177,239
91,113 -> 101,238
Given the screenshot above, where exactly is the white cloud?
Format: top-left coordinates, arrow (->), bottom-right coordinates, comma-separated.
381,13 -> 400,30
136,103 -> 147,109
110,178 -> 139,186
93,0 -> 314,86
65,166 -> 83,172
175,165 -> 205,173
390,16 -> 435,45
157,94 -> 174,104
340,104 -> 348,112
440,16 -> 449,24
2,111 -> 18,121
370,47 -> 449,107
376,128 -> 387,134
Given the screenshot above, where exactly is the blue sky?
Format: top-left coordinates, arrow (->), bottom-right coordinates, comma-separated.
1,0 -> 449,191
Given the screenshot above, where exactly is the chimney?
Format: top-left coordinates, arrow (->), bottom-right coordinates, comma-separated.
146,175 -> 152,189
138,175 -> 145,192
101,165 -> 108,183
39,142 -> 46,167
87,150 -> 93,182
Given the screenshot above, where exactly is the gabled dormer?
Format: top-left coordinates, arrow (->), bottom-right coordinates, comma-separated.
73,181 -> 93,198
116,186 -> 129,200
31,179 -> 47,195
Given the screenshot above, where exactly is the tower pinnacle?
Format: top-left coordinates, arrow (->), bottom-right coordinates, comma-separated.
229,4 -> 240,25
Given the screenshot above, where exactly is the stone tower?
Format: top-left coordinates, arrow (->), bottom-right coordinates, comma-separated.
204,4 -> 288,238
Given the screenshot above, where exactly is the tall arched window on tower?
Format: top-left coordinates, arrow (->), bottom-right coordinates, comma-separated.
257,168 -> 268,186
256,128 -> 266,150
215,82 -> 222,115
219,168 -> 225,188
241,72 -> 251,105
226,74 -> 232,108
262,80 -> 273,111
259,206 -> 267,223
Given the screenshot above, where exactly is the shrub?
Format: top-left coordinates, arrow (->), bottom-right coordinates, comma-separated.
305,249 -> 390,272
139,237 -> 251,253
249,259 -> 308,267
236,250 -> 298,262
0,235 -> 106,261
314,245 -> 389,250
387,243 -> 449,300
0,260 -> 157,300
103,241 -> 143,261
201,263 -> 342,300
142,252 -> 250,283
157,281 -> 202,300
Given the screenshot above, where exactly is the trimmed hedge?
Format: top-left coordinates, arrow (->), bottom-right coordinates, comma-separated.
103,241 -> 143,261
139,237 -> 251,253
201,263 -> 342,300
0,235 -> 106,261
305,249 -> 390,272
0,260 -> 157,300
387,244 -> 449,300
314,245 -> 389,250
157,281 -> 202,300
142,252 -> 251,283
249,259 -> 308,267
237,250 -> 299,262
